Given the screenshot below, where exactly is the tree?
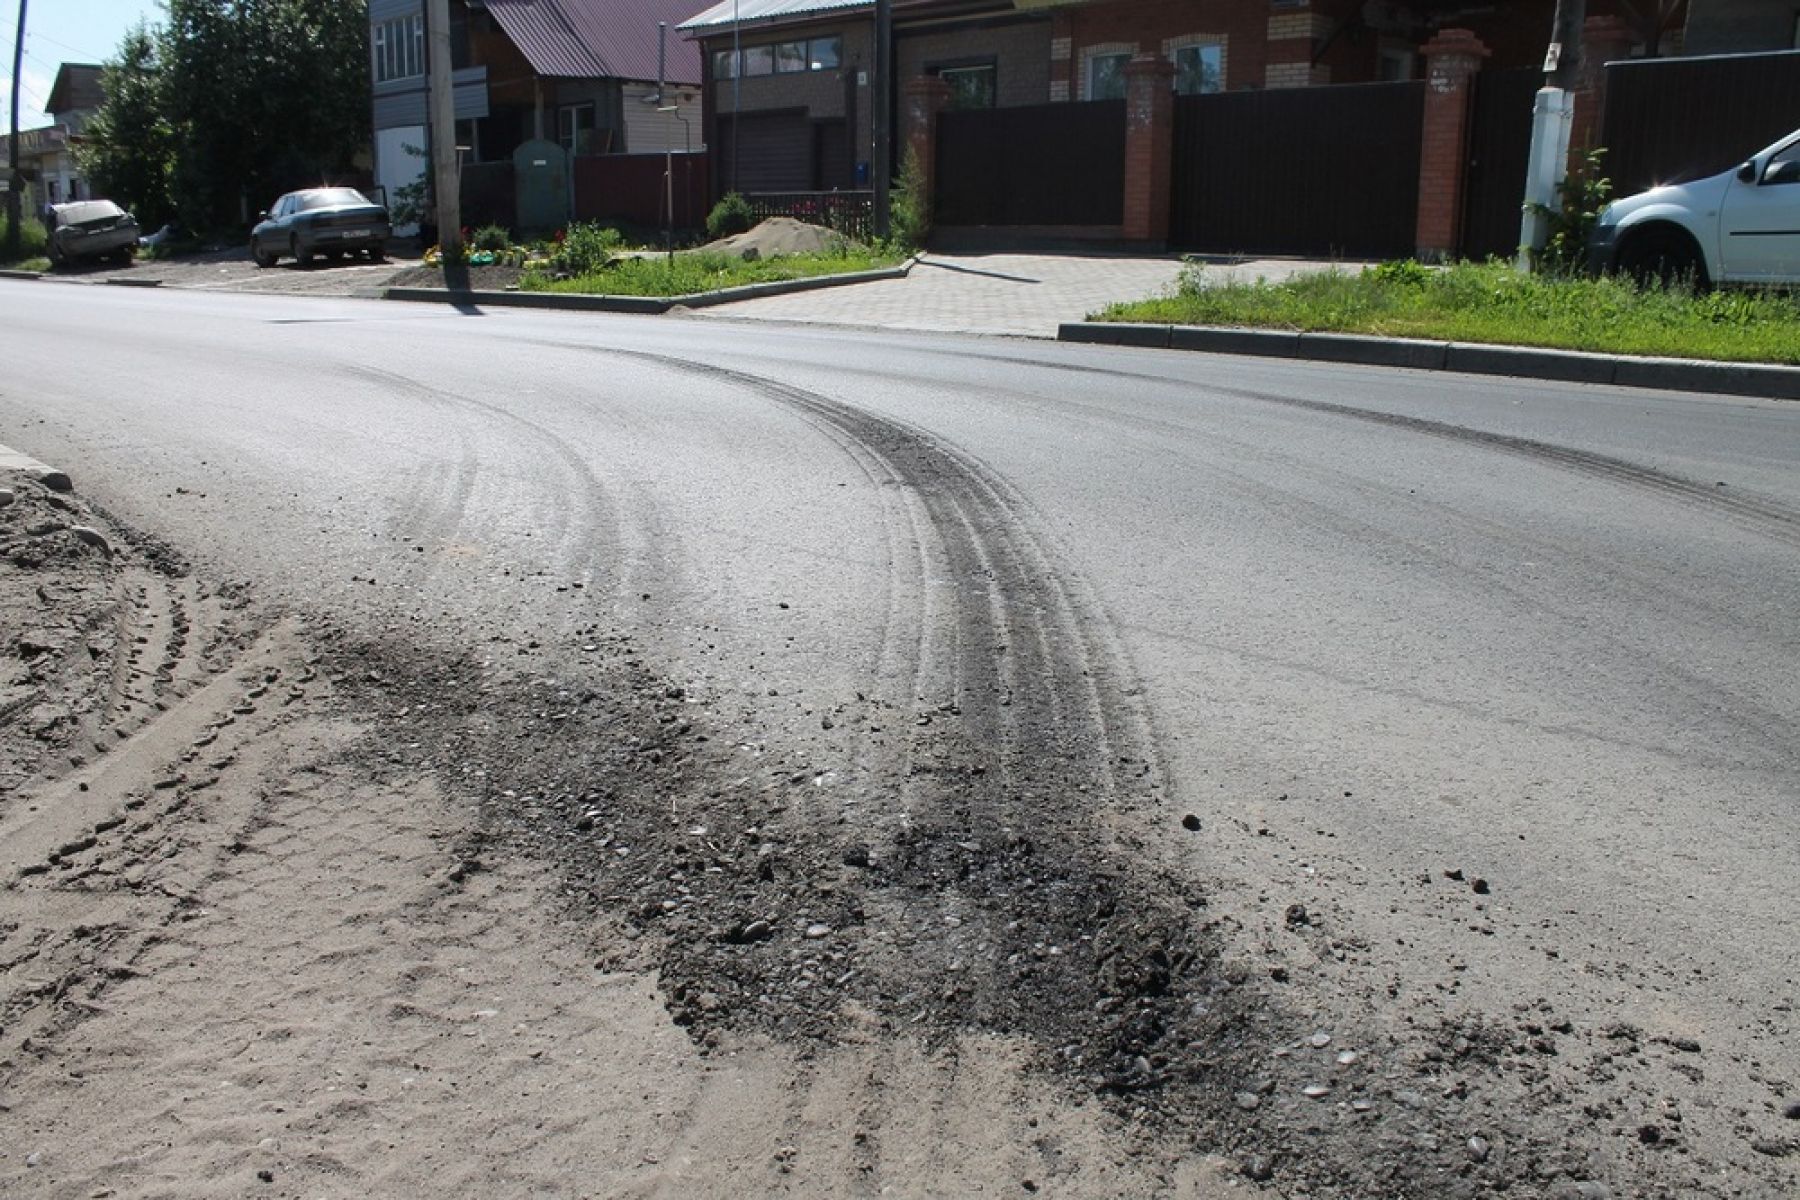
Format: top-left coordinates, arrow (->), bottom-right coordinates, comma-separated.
78,24 -> 177,230
154,1 -> 371,229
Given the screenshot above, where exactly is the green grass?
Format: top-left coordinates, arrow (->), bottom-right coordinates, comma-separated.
522,247 -> 902,298
0,214 -> 49,268
1097,259 -> 1800,365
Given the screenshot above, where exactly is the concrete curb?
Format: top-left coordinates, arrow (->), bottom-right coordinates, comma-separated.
0,443 -> 73,492
0,268 -> 43,280
1056,322 -> 1800,401
383,256 -> 918,315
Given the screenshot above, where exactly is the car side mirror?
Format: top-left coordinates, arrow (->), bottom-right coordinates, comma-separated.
257,210 -> 270,221
1737,161 -> 1756,183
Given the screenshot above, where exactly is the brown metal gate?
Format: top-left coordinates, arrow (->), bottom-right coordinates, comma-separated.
935,100 -> 1124,226
1171,81 -> 1423,257
1460,67 -> 1541,261
1602,50 -> 1800,196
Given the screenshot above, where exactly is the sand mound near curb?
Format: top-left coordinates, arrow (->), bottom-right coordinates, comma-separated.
701,216 -> 860,259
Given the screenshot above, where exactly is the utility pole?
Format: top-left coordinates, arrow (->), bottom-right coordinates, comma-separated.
871,0 -> 891,239
6,0 -> 26,262
1517,0 -> 1585,267
1546,0 -> 1585,91
426,0 -> 461,258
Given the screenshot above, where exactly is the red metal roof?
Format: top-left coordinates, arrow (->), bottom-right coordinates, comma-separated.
485,0 -> 703,85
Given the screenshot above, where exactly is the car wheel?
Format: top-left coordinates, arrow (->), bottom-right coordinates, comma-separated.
46,241 -> 62,267
1618,227 -> 1709,291
367,243 -> 387,263
290,235 -> 312,267
251,239 -> 277,268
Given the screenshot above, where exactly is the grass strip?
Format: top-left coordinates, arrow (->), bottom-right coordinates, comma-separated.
0,215 -> 49,270
522,248 -> 902,298
1096,260 -> 1800,365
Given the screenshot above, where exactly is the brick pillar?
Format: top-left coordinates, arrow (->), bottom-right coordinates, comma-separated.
1122,55 -> 1175,244
1414,29 -> 1489,262
1570,16 -> 1632,167
900,76 -> 952,202
1265,5 -> 1331,88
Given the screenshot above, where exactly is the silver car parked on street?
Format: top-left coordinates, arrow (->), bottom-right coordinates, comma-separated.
250,187 -> 391,267
45,200 -> 139,266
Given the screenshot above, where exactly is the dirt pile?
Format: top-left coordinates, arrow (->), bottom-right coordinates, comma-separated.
701,216 -> 861,259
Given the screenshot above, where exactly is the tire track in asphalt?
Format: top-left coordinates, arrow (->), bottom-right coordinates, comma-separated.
602,349 -> 1156,814
333,364 -> 661,609
939,349 -> 1800,546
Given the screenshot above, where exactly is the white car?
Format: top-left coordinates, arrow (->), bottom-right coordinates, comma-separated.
1590,127 -> 1800,287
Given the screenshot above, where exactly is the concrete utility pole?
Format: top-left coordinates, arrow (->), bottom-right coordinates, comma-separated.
6,0 -> 27,262
1517,0 -> 1586,266
871,0 -> 891,239
426,0 -> 461,257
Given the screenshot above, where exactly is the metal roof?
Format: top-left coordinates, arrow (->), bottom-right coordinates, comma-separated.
676,0 -> 872,34
484,0 -> 703,84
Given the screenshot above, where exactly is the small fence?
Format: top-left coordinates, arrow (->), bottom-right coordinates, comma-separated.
574,152 -> 709,231
741,191 -> 875,242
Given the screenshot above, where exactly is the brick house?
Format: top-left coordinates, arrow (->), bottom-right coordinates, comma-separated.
679,0 -> 1671,205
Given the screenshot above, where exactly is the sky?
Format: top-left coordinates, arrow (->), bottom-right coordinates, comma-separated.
3,0 -> 161,129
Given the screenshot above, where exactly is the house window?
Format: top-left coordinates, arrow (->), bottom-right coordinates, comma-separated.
939,64 -> 996,110
1173,43 -> 1222,94
810,37 -> 841,70
558,102 -> 596,156
713,49 -> 736,79
773,41 -> 808,73
741,44 -> 774,76
1085,51 -> 1132,100
372,14 -> 424,83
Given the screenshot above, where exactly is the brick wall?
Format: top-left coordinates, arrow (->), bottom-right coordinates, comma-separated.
897,16 -> 1053,108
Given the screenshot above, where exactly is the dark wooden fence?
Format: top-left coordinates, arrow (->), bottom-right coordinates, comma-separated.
1171,81 -> 1423,258
1601,50 -> 1800,195
573,152 -> 709,231
1460,67 -> 1542,261
935,99 -> 1125,226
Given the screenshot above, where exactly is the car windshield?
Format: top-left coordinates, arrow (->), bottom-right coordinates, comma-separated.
295,188 -> 371,211
57,201 -> 126,226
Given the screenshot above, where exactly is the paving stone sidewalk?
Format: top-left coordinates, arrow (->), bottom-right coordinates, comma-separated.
693,251 -> 1347,338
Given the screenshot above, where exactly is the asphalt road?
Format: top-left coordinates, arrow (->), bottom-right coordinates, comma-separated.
4,280 -> 1797,1186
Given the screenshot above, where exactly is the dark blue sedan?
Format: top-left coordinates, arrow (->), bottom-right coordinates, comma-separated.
250,187 -> 391,267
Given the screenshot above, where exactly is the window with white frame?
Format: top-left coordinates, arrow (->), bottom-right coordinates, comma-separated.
1083,48 -> 1133,100
1173,42 -> 1223,94
558,102 -> 597,156
373,14 -> 424,83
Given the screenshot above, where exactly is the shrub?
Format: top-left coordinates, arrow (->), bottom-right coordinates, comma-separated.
553,222 -> 623,276
471,224 -> 511,252
1366,259 -> 1431,287
1529,148 -> 1613,275
0,213 -> 49,263
706,192 -> 754,240
890,146 -> 931,251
